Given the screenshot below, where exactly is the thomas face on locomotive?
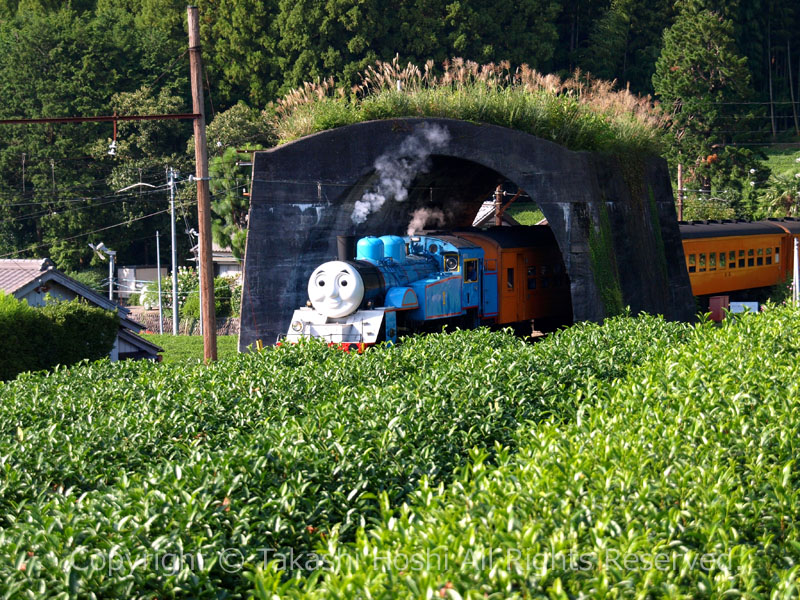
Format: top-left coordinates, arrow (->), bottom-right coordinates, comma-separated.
308,261 -> 366,318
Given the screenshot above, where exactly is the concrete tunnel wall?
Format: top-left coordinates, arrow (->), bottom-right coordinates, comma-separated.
239,117 -> 695,350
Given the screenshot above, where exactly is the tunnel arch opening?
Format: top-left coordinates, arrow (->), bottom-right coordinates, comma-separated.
341,154 -> 574,333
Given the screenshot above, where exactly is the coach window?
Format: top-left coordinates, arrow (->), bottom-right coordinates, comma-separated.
709,252 -> 716,270
775,247 -> 780,264
757,248 -> 764,266
507,268 -> 514,290
719,251 -> 726,269
738,250 -> 745,268
464,259 -> 478,283
748,249 -> 755,267
766,247 -> 773,265
688,254 -> 696,273
699,253 -> 706,272
527,266 -> 537,290
729,251 -> 736,267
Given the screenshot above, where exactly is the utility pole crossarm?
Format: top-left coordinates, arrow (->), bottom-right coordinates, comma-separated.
497,189 -> 523,217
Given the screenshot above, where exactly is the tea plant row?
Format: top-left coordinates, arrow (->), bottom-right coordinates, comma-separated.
256,306 -> 800,599
0,314 -> 685,598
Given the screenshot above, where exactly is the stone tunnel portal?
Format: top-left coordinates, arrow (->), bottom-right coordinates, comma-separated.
239,118 -> 694,350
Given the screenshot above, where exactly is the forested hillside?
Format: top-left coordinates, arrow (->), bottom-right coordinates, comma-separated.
0,0 -> 798,273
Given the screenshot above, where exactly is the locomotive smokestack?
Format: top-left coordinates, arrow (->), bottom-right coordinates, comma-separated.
337,235 -> 356,261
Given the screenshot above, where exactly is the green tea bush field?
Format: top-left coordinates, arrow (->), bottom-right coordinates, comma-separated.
0,314 -> 686,598
141,334 -> 239,364
256,306 -> 800,599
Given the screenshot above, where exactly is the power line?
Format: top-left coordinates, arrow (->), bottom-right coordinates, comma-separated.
0,164 -> 172,200
149,49 -> 189,88
4,192 -> 171,224
0,206 -> 192,259
0,182 -> 170,206
0,113 -> 200,126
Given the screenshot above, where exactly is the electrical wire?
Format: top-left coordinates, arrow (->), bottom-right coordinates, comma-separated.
0,206 -> 190,259
5,197 -> 166,225
1,185 -> 170,210
149,49 -> 189,88
2,188 -> 172,224
0,179 -> 247,264
0,165 -> 171,201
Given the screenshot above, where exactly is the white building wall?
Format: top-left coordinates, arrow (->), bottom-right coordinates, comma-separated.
18,282 -> 76,307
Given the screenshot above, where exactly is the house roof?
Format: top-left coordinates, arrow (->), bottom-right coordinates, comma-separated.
0,258 -> 144,332
190,243 -> 241,266
471,200 -> 521,228
118,328 -> 163,355
0,258 -> 55,294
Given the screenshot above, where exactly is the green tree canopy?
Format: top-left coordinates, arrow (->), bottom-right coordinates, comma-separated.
0,4 -> 189,270
581,0 -> 673,94
652,1 -> 754,187
209,147 -> 254,259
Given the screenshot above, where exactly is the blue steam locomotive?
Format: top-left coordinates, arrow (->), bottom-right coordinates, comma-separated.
285,226 -> 572,348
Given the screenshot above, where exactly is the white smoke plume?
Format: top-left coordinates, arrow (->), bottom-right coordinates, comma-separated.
407,208 -> 447,235
351,123 -> 450,224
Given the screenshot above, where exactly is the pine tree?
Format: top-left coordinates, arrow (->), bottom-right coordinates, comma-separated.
653,1 -> 753,189
209,147 -> 253,259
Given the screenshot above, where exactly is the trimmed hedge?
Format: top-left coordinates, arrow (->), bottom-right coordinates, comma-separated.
0,292 -> 119,381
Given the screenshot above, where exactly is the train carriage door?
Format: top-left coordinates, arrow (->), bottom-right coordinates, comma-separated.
500,251 -> 524,322
462,257 -> 480,311
482,258 -> 498,319
516,252 -> 526,321
520,250 -> 537,321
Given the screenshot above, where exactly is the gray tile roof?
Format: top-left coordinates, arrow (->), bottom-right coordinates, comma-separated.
471,201 -> 521,228
0,258 -> 55,294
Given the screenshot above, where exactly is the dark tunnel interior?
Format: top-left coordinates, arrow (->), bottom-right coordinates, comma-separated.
341,155 -> 546,234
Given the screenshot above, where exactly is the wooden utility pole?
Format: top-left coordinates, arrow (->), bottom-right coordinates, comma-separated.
676,163 -> 684,221
188,5 -> 217,362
